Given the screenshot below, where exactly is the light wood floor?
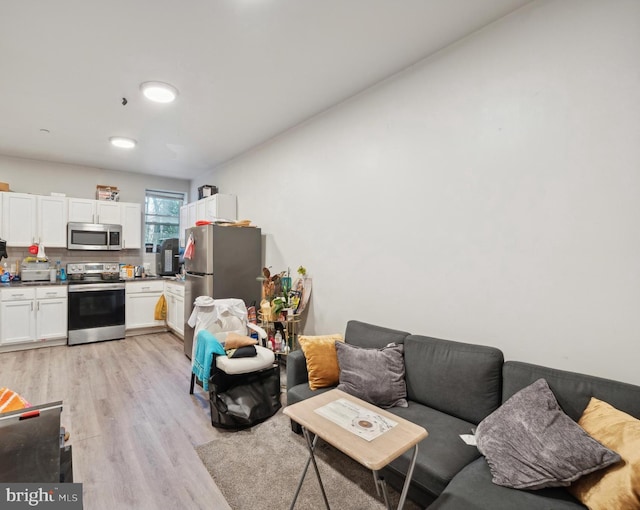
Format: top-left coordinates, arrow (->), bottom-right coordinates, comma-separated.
1,332 -> 235,510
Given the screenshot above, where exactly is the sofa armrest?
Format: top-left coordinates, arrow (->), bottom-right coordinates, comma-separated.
286,349 -> 308,391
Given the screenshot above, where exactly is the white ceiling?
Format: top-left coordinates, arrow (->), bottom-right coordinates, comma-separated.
0,0 -> 532,180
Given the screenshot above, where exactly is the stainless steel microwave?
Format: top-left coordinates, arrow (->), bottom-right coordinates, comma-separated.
67,222 -> 122,251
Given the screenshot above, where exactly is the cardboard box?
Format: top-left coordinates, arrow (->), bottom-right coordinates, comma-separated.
0,182 -> 9,192
96,185 -> 120,201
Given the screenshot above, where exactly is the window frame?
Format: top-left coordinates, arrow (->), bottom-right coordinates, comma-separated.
144,188 -> 186,249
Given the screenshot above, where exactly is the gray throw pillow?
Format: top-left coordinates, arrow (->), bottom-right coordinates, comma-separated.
335,342 -> 408,408
475,378 -> 620,490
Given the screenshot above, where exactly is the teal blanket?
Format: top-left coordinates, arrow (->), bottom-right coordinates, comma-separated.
192,330 -> 226,391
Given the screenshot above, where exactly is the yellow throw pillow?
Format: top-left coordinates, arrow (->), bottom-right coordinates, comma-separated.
224,332 -> 257,350
569,397 -> 640,510
298,334 -> 344,391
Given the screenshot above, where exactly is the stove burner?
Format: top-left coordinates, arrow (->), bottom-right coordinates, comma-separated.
66,262 -> 122,283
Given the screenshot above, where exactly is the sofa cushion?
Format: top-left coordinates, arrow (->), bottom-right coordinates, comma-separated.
428,458 -> 587,510
344,320 -> 410,349
335,342 -> 407,408
568,397 -> 640,510
403,335 -> 503,424
502,361 -> 640,422
475,378 -> 620,490
298,334 -> 344,390
287,382 -> 334,407
384,401 -> 481,497
286,349 -> 309,392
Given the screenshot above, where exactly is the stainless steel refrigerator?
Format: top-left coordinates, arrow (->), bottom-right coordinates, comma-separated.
183,224 -> 262,358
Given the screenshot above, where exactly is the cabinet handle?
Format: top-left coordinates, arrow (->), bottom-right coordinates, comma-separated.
46,292 -> 57,296
31,302 -> 34,311
13,293 -> 24,298
37,302 -> 40,311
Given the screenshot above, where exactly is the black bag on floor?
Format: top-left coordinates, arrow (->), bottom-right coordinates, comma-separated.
209,364 -> 281,430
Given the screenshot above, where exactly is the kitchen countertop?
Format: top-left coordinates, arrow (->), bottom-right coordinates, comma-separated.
162,277 -> 185,284
1,280 -> 69,287
2,275 -> 184,287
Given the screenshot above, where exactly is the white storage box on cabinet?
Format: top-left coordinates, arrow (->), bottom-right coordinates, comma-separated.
0,285 -> 68,349
164,281 -> 185,338
125,280 -> 166,333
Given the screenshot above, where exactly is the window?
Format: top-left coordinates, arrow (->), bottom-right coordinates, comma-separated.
144,189 -> 185,250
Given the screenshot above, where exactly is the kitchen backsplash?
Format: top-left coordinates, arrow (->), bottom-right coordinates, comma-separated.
6,246 -> 144,268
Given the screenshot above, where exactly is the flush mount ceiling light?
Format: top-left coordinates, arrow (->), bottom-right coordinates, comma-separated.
109,136 -> 137,149
140,81 -> 178,103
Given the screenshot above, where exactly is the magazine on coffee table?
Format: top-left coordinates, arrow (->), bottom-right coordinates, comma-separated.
314,398 -> 397,441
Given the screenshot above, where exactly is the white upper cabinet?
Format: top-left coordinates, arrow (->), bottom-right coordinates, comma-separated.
187,201 -> 197,228
204,194 -> 237,221
68,198 -> 96,223
121,202 -> 142,249
179,205 -> 188,247
96,201 -> 121,225
37,195 -> 68,247
1,193 -> 37,246
178,194 -> 237,248
180,202 -> 198,249
1,192 -> 67,248
194,194 -> 237,222
1,192 -> 149,252
68,197 -> 121,225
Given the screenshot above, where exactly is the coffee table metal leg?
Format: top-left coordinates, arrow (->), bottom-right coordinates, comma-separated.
373,470 -> 392,510
397,444 -> 419,510
289,426 -> 331,510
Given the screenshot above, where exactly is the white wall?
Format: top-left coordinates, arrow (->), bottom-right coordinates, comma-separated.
194,0 -> 640,385
0,155 -> 190,204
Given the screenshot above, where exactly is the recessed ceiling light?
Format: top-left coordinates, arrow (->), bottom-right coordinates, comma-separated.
140,81 -> 178,103
109,136 -> 137,149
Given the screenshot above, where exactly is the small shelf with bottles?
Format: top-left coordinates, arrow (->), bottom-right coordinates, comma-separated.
258,311 -> 302,355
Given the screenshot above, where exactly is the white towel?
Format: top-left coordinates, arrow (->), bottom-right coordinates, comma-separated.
188,297 -> 248,360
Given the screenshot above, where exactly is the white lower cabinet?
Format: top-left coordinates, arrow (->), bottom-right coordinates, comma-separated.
1,294 -> 35,344
0,286 -> 67,347
165,281 -> 185,338
125,280 -> 166,331
36,287 -> 68,340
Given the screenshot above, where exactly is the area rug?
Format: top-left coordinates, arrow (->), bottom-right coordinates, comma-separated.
196,410 -> 422,510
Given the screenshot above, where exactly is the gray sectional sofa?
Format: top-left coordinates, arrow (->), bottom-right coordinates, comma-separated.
286,320 -> 640,509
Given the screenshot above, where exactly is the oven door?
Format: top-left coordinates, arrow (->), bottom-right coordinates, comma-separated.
67,283 -> 126,345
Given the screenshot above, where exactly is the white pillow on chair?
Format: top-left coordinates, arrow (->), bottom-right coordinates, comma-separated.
215,346 -> 275,375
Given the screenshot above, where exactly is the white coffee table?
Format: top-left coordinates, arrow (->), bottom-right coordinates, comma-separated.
283,389 -> 428,510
